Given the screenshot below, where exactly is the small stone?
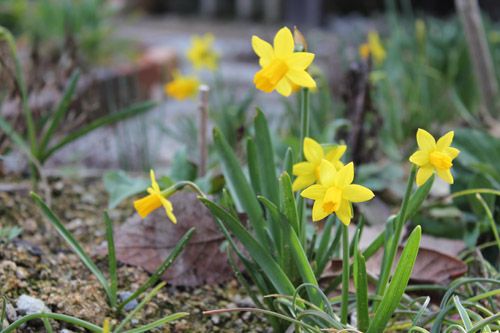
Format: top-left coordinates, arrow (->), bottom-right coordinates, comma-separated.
6,302 -> 17,322
60,329 -> 76,333
16,294 -> 50,315
211,315 -> 220,325
117,291 -> 138,311
16,267 -> 29,280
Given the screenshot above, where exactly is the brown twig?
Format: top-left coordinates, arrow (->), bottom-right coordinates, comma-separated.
198,84 -> 210,178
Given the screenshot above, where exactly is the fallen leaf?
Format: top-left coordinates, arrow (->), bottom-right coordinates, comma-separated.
114,191 -> 234,286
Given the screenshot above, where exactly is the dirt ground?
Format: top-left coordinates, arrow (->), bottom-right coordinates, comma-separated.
0,177 -> 269,332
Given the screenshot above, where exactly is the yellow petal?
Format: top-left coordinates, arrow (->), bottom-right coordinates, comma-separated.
342,184 -> 374,203
436,168 -> 454,184
275,78 -> 292,96
274,27 -> 294,58
444,147 -> 460,159
409,150 -> 429,166
303,137 -> 324,163
286,69 -> 316,88
287,52 -> 315,70
252,35 -> 274,66
150,169 -> 160,191
312,198 -> 330,222
292,174 -> 316,192
325,145 -> 347,162
416,166 -> 434,186
436,131 -> 454,150
292,161 -> 315,176
319,159 -> 336,187
336,200 -> 352,226
301,184 -> 326,200
334,162 -> 354,188
416,128 -> 436,152
134,194 -> 162,219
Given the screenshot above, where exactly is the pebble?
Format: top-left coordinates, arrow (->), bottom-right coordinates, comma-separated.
6,302 -> 17,322
60,329 -> 76,333
118,291 -> 138,311
16,294 -> 51,315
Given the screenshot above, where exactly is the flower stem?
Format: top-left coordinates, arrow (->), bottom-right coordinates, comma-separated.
341,222 -> 349,325
198,85 -> 210,177
299,88 -> 310,160
161,181 -> 207,199
476,193 -> 500,252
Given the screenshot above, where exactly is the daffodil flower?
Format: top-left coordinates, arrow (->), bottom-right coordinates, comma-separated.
103,319 -> 110,333
359,31 -> 386,64
409,128 -> 460,186
187,33 -> 219,71
301,161 -> 374,225
134,170 -> 177,223
164,71 -> 200,101
252,27 -> 316,96
292,137 -> 346,192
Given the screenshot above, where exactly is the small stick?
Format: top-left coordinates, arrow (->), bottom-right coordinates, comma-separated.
198,84 -> 209,178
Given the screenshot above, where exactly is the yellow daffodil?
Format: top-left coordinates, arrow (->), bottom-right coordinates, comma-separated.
103,319 -> 110,333
187,33 -> 219,71
134,170 -> 177,223
301,161 -> 374,225
409,129 -> 460,186
359,31 -> 386,64
292,137 -> 346,192
252,27 -> 316,96
164,71 -> 200,100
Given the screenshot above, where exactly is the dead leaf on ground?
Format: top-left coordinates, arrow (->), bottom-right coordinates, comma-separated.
114,191 -> 233,286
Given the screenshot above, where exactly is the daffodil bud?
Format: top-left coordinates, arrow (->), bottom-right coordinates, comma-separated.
293,26 -> 308,52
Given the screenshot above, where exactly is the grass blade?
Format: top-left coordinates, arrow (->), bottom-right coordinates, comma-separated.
246,137 -> 261,195
254,108 -> 279,205
31,192 -> 111,301
44,101 -> 155,159
453,296 -> 473,330
213,128 -> 267,245
122,313 -> 189,333
104,212 -> 117,308
354,246 -> 370,332
200,198 -> 295,296
118,228 -> 195,311
38,70 -> 80,156
114,282 -> 166,333
367,225 -> 422,333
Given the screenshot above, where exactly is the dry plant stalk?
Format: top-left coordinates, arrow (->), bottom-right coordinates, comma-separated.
455,0 -> 499,119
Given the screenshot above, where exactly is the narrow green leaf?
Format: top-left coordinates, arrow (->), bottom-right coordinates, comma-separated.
316,218 -> 341,277
367,225 -> 422,333
118,228 -> 195,311
42,317 -> 54,333
453,296 -> 473,331
283,147 -> 293,176
114,282 -> 166,333
31,192 -> 111,301
44,101 -> 155,160
254,108 -> 279,205
246,137 -> 261,195
104,212 -> 117,308
122,313 -> 189,333
279,172 -> 300,236
39,70 -> 80,155
213,128 -> 267,245
200,198 -> 295,296
0,114 -> 30,154
258,196 -> 283,260
1,313 -> 102,333
288,227 -> 322,307
354,247 -> 369,332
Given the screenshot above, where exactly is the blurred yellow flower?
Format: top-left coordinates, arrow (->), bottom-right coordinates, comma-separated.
292,137 -> 346,192
301,161 -> 374,224
252,27 -> 316,96
164,71 -> 200,100
134,170 -> 177,223
359,31 -> 386,64
187,33 -> 219,71
103,319 -> 110,333
409,129 -> 460,186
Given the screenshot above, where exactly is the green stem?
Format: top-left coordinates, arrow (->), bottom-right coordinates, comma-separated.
298,88 -> 310,245
475,193 -> 500,252
375,166 -> 416,305
161,181 -> 207,199
341,223 -> 349,325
